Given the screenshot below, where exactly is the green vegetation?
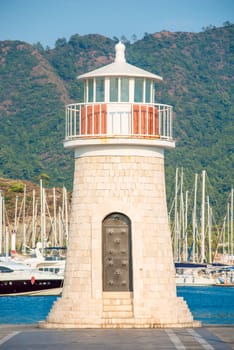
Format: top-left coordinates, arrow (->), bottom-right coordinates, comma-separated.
9,182 -> 24,193
0,24 -> 233,222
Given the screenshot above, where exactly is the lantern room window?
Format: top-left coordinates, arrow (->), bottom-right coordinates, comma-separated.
145,80 -> 151,103
134,78 -> 153,103
120,78 -> 129,102
84,76 -> 154,104
110,78 -> 118,102
134,78 -> 143,102
96,78 -> 105,102
109,77 -> 129,102
88,79 -> 93,102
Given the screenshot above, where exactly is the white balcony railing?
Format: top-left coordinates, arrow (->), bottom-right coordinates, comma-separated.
65,102 -> 173,141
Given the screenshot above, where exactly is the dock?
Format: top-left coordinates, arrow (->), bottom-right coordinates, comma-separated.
0,324 -> 233,349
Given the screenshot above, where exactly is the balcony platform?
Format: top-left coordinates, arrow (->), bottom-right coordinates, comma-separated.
65,102 -> 174,147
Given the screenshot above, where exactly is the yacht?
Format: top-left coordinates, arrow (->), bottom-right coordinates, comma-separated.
0,260 -> 63,296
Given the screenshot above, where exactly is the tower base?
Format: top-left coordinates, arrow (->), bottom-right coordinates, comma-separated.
40,291 -> 201,329
41,153 -> 201,329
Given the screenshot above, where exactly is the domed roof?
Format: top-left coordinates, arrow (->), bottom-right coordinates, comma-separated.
78,42 -> 162,81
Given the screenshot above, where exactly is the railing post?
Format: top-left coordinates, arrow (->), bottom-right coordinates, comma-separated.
139,105 -> 142,134
92,104 -> 94,135
70,107 -> 72,138
166,107 -> 168,138
74,105 -> 77,137
99,103 -> 102,135
85,105 -> 88,135
158,105 -> 161,136
167,107 -> 170,138
79,104 -> 81,136
146,105 -> 149,135
65,107 -> 68,138
170,108 -> 173,138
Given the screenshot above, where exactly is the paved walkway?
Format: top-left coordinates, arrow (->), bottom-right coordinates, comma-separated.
0,324 -> 233,349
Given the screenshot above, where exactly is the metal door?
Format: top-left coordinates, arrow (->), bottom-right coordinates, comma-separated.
102,213 -> 132,291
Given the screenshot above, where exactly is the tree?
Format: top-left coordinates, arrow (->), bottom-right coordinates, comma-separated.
131,34 -> 137,43
33,42 -> 44,52
55,38 -> 67,48
37,173 -> 50,186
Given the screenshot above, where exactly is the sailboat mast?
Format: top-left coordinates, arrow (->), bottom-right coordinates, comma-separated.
64,186 -> 69,243
0,190 -> 2,255
11,195 -> 18,256
22,185 -> 26,254
43,188 -> 46,251
32,189 -> 36,248
40,179 -> 46,255
174,168 -> 179,261
53,187 -> 57,246
5,225 -> 9,257
180,168 -> 184,261
184,190 -> 188,261
207,195 -> 212,263
192,173 -> 198,262
201,170 -> 206,263
231,188 -> 233,257
14,195 -> 18,233
2,197 -> 5,255
227,202 -> 230,257
58,206 -> 62,246
223,215 -> 226,255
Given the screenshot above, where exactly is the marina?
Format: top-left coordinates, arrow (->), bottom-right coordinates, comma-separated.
0,41 -> 233,331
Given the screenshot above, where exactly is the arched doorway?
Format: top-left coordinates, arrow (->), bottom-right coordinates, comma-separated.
102,213 -> 133,292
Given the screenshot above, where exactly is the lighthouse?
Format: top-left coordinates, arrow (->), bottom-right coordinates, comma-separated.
43,42 -> 199,328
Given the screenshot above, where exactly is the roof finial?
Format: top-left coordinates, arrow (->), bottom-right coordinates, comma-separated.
115,41 -> 126,63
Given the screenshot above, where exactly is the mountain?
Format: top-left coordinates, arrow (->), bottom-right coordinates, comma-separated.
0,40 -> 74,185
0,24 -> 233,221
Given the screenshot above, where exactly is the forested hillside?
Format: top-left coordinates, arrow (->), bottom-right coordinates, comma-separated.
0,24 -> 233,220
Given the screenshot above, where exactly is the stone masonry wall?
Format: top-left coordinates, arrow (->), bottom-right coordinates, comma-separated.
45,154 -> 197,327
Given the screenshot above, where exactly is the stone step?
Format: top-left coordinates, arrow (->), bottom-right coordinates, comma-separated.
102,311 -> 134,319
102,298 -> 134,317
103,298 -> 133,306
103,304 -> 133,312
102,291 -> 134,319
102,318 -> 136,325
103,292 -> 133,299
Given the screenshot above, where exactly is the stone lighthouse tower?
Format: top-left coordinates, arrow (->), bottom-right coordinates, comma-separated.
43,42 -> 199,328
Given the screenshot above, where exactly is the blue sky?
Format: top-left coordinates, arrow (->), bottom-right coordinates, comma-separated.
0,0 -> 233,48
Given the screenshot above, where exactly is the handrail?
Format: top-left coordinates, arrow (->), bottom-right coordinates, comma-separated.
65,102 -> 173,141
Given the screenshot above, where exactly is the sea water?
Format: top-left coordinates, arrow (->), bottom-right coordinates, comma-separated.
0,286 -> 233,324
177,286 -> 234,325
